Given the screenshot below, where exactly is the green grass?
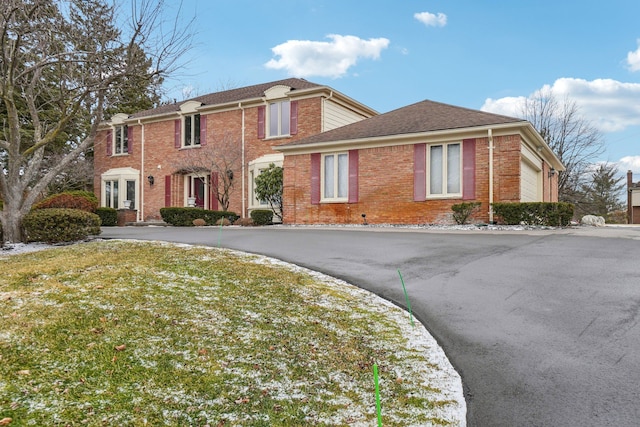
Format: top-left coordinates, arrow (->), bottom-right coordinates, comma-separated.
0,240 -> 463,426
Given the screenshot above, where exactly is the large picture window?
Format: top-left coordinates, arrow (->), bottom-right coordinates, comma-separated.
322,153 -> 348,201
428,142 -> 461,196
184,114 -> 201,147
269,100 -> 290,137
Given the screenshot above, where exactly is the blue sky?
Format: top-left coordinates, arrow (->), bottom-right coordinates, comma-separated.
162,0 -> 640,179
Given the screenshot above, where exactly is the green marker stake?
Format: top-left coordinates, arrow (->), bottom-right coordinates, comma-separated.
374,363 -> 382,427
397,269 -> 415,327
218,220 -> 224,247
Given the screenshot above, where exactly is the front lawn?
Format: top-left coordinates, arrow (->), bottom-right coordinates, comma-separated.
0,240 -> 464,426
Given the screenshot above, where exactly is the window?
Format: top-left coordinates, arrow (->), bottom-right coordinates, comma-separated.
269,100 -> 290,137
104,180 -> 119,208
114,125 -> 128,154
184,114 -> 201,147
101,167 -> 139,211
428,142 -> 461,196
322,153 -> 348,201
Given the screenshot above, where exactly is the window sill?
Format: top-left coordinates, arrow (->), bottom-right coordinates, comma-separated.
426,194 -> 462,200
320,199 -> 348,204
264,135 -> 291,141
111,153 -> 129,157
179,145 -> 202,150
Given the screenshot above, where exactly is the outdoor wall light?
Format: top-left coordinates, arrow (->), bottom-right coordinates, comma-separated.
148,175 -> 155,185
548,167 -> 556,178
226,169 -> 234,181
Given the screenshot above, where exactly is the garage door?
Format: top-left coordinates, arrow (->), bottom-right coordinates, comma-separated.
520,160 -> 540,202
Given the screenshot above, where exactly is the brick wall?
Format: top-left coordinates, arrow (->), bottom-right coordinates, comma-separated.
283,134 -> 535,225
94,97 -> 323,221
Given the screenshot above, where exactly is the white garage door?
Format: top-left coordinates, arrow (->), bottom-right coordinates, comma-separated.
520,160 -> 540,202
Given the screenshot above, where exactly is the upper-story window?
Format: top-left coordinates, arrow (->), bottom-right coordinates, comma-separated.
269,100 -> 290,137
113,124 -> 128,154
183,114 -> 201,147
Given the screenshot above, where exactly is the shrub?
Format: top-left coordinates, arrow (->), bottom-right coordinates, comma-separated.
234,217 -> 254,227
250,209 -> 274,226
96,207 -> 118,226
23,208 -> 101,243
34,191 -> 98,212
192,218 -> 206,227
492,202 -> 574,226
159,207 -> 238,226
451,202 -> 481,225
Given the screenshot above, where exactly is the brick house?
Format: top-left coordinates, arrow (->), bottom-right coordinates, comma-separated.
94,78 -> 376,221
276,99 -> 564,225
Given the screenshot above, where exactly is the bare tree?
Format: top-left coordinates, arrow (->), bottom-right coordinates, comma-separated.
0,0 -> 192,243
171,133 -> 242,211
521,87 -> 604,203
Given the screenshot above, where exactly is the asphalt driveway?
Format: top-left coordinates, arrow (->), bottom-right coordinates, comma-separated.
101,225 -> 640,426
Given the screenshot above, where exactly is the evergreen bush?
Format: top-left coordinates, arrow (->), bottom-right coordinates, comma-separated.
160,207 -> 238,226
23,208 -> 101,243
250,209 -> 274,226
492,202 -> 574,226
96,207 -> 118,226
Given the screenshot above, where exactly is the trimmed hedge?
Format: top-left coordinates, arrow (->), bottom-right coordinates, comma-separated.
250,209 -> 274,226
160,207 -> 238,226
34,191 -> 98,212
452,202 -> 481,225
96,207 -> 118,226
492,202 -> 574,226
23,208 -> 101,243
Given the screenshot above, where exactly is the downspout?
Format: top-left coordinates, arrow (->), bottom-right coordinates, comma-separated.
239,102 -> 245,218
138,119 -> 144,222
488,129 -> 494,223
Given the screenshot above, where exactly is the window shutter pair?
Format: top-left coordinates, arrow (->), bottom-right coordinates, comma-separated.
310,150 -> 359,204
257,101 -> 298,139
174,116 -> 207,147
413,139 -> 476,201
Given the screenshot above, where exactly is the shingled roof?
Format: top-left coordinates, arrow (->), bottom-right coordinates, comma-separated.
130,78 -> 322,119
279,99 -> 525,147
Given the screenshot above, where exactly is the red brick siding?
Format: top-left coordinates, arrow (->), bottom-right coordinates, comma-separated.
283,134 -> 535,225
94,97 -> 324,221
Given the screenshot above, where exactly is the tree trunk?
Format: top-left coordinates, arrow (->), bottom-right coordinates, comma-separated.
0,205 -> 24,244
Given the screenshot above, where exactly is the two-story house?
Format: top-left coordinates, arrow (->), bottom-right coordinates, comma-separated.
94,78 -> 377,222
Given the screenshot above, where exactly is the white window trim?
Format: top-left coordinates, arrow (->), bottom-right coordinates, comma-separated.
101,167 -> 139,210
321,152 -> 349,203
426,142 -> 462,199
182,113 -> 201,148
267,99 -> 291,138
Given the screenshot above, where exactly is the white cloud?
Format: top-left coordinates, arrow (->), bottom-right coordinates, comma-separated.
264,34 -> 390,78
482,78 -> 640,132
414,11 -> 447,27
626,39 -> 640,72
618,156 -> 640,172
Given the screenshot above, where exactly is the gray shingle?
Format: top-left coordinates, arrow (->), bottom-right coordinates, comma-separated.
130,78 -> 322,119
280,99 -> 524,147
